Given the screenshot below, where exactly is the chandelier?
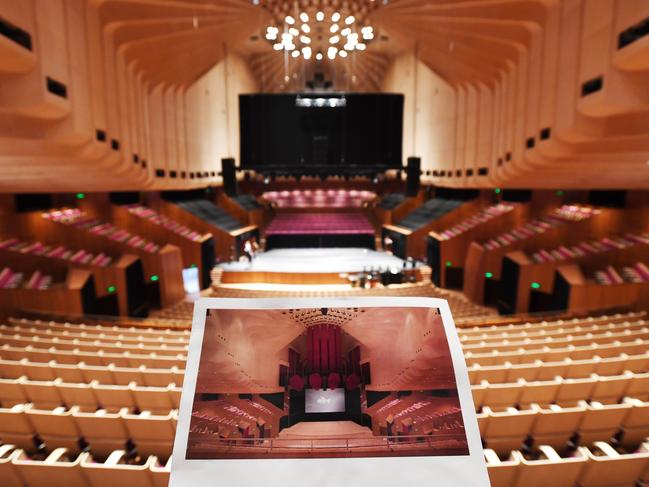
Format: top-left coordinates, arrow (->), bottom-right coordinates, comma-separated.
260,1 -> 380,61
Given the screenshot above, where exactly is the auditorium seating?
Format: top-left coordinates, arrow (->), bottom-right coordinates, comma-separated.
0,445 -> 171,487
0,309 -> 648,482
109,204 -> 215,290
0,267 -> 114,317
500,233 -> 649,314
463,204 -> 610,305
262,189 -> 376,209
377,193 -> 406,210
151,199 -> 258,262
382,196 -> 485,259
428,202 -> 523,288
29,208 -> 185,308
551,262 -> 649,314
173,200 -> 243,233
398,198 -> 467,231
230,195 -> 262,212
0,237 -> 147,316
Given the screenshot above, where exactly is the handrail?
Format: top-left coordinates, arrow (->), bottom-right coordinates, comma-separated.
188,432 -> 466,453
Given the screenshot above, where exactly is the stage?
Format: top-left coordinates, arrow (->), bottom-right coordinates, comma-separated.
278,421 -> 374,440
217,248 -> 423,284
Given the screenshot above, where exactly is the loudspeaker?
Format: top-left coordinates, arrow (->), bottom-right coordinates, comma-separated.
406,157 -> 421,197
221,158 -> 238,196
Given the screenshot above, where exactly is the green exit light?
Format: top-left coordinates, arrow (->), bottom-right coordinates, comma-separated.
445,261 -> 452,267
150,275 -> 159,282
531,282 -> 541,289
76,193 -> 85,200
107,285 -> 116,293
494,188 -> 501,194
485,272 -> 494,279
556,190 -> 564,196
190,264 -> 197,269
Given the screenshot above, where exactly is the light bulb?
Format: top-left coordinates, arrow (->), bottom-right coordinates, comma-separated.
291,50 -> 300,58
289,27 -> 299,36
339,50 -> 348,58
330,24 -> 339,33
345,15 -> 355,25
331,12 -> 341,22
356,43 -> 366,50
316,52 -> 323,60
300,35 -> 311,44
301,24 -> 310,33
299,12 -> 309,22
327,50 -> 336,60
316,11 -> 324,21
285,15 -> 295,25
266,32 -> 277,40
362,32 -> 374,40
329,35 -> 339,44
273,43 -> 283,50
341,27 -> 351,36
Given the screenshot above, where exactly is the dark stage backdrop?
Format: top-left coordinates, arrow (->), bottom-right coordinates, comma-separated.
239,93 -> 403,170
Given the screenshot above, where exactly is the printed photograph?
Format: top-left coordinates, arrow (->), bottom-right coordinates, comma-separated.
185,306 -> 469,459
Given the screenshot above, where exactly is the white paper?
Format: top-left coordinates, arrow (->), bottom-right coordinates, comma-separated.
170,297 -> 489,487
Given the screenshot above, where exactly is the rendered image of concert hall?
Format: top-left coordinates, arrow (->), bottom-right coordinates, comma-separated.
0,0 -> 649,485
187,306 -> 468,459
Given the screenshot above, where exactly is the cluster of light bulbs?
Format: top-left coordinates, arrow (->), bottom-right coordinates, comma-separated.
265,10 -> 374,60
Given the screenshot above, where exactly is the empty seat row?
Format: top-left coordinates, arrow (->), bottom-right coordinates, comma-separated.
9,317 -> 190,337
468,351 -> 649,385
472,371 -> 649,410
458,312 -> 644,336
0,358 -> 184,387
1,344 -> 186,369
0,403 -> 176,459
0,445 -> 170,487
0,376 -> 181,413
485,442 -> 649,487
462,326 -> 649,353
478,397 -> 649,455
0,323 -> 188,346
465,338 -> 649,367
0,332 -> 188,356
461,318 -> 647,345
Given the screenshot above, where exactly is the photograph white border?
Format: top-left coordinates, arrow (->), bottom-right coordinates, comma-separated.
170,296 -> 489,487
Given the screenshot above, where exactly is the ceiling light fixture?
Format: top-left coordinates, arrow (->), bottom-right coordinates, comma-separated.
260,1 -> 379,69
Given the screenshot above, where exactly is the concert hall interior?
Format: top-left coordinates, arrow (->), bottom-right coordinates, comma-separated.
0,0 -> 649,485
187,306 -> 468,459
